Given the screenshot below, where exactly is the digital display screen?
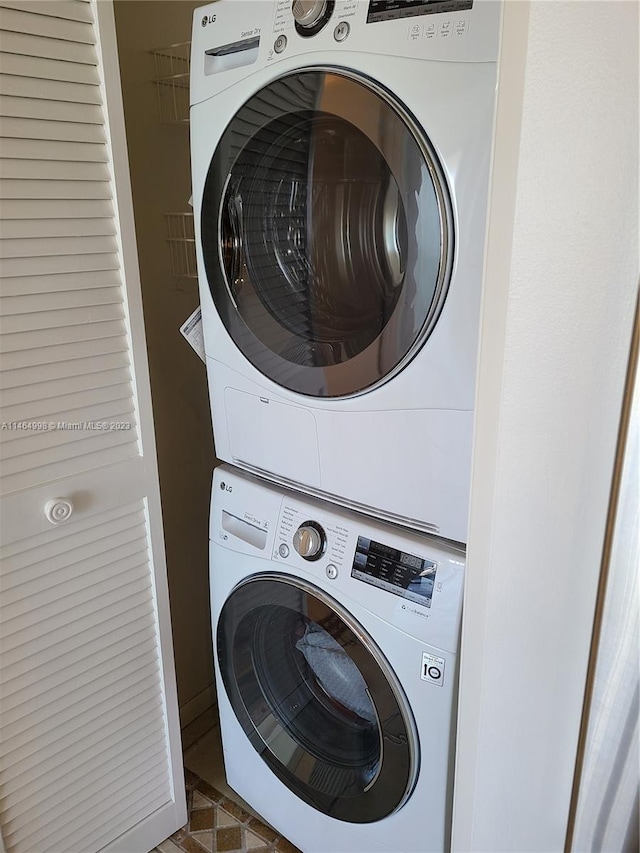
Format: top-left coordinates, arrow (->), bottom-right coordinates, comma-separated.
351,536 -> 437,607
367,0 -> 473,23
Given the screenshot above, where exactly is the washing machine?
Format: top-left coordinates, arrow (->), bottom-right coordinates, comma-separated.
209,464 -> 465,852
191,1 -> 501,543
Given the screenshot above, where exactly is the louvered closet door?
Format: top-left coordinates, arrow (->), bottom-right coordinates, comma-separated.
0,2 -> 186,852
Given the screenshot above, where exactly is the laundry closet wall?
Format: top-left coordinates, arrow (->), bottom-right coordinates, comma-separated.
113,0 -> 217,742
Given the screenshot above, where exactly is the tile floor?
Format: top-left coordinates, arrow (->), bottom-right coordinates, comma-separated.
153,768 -> 301,853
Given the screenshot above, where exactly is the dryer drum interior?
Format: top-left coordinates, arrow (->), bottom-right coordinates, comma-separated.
201,69 -> 454,398
217,574 -> 419,823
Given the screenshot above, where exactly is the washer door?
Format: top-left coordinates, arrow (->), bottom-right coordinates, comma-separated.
217,574 -> 418,823
201,68 -> 453,398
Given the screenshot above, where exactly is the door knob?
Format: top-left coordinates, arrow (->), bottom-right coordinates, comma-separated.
45,498 -> 74,525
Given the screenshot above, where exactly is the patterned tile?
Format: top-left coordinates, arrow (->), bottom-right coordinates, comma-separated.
215,825 -> 243,851
161,768 -> 301,853
190,808 -> 216,832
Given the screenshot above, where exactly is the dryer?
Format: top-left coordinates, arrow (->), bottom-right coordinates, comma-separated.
191,1 -> 501,543
210,464 -> 465,853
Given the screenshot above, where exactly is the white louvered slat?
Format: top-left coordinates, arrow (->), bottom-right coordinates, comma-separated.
0,93 -> 103,123
0,74 -> 101,104
0,318 -> 125,351
0,217 -> 115,239
0,158 -> 110,181
1,303 -> 123,336
1,235 -> 117,260
1,285 -> 121,315
0,30 -> 97,64
0,1 -> 182,849
2,363 -> 129,406
0,176 -> 111,198
0,6 -> 95,42
1,285 -> 123,315
0,115 -> 106,142
0,333 -> 125,367
0,379 -> 131,418
0,50 -> 100,84
1,346 -> 129,388
0,137 -> 107,162
0,197 -> 112,218
0,252 -> 119,278
0,1 -> 94,24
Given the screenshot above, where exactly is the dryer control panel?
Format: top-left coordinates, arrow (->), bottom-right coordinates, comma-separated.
191,0 -> 501,107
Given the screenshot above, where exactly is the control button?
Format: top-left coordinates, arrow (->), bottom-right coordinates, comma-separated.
326,564 -> 338,579
278,543 -> 290,558
274,34 -> 287,53
333,21 -> 349,41
293,520 -> 326,561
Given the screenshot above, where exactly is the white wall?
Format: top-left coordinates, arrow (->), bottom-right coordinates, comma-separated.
453,2 -> 639,851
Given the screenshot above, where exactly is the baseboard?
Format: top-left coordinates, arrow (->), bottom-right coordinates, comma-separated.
180,683 -> 218,750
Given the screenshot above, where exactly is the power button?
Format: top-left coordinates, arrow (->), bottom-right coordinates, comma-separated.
326,564 -> 338,580
333,21 -> 350,42
274,34 -> 287,53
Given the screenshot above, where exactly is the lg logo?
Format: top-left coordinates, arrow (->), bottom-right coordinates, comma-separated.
220,481 -> 232,492
201,14 -> 216,26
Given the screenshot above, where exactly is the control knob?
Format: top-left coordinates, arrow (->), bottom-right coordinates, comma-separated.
292,520 -> 326,561
292,0 -> 333,36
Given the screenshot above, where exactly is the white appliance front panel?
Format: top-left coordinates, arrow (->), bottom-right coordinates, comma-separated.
209,469 -> 462,852
191,3 -> 499,542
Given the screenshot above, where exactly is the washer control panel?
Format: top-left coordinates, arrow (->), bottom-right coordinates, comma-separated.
211,465 -> 465,652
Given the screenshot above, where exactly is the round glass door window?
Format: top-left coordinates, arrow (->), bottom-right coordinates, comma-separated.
201,69 -> 453,397
217,574 -> 418,823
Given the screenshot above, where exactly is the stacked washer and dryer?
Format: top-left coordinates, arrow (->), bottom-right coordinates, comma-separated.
190,2 -> 500,850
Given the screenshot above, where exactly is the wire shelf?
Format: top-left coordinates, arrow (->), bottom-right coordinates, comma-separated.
165,213 -> 198,279
150,42 -> 190,125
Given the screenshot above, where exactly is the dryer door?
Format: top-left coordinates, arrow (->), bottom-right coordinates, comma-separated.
201,68 -> 453,398
216,574 -> 418,823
